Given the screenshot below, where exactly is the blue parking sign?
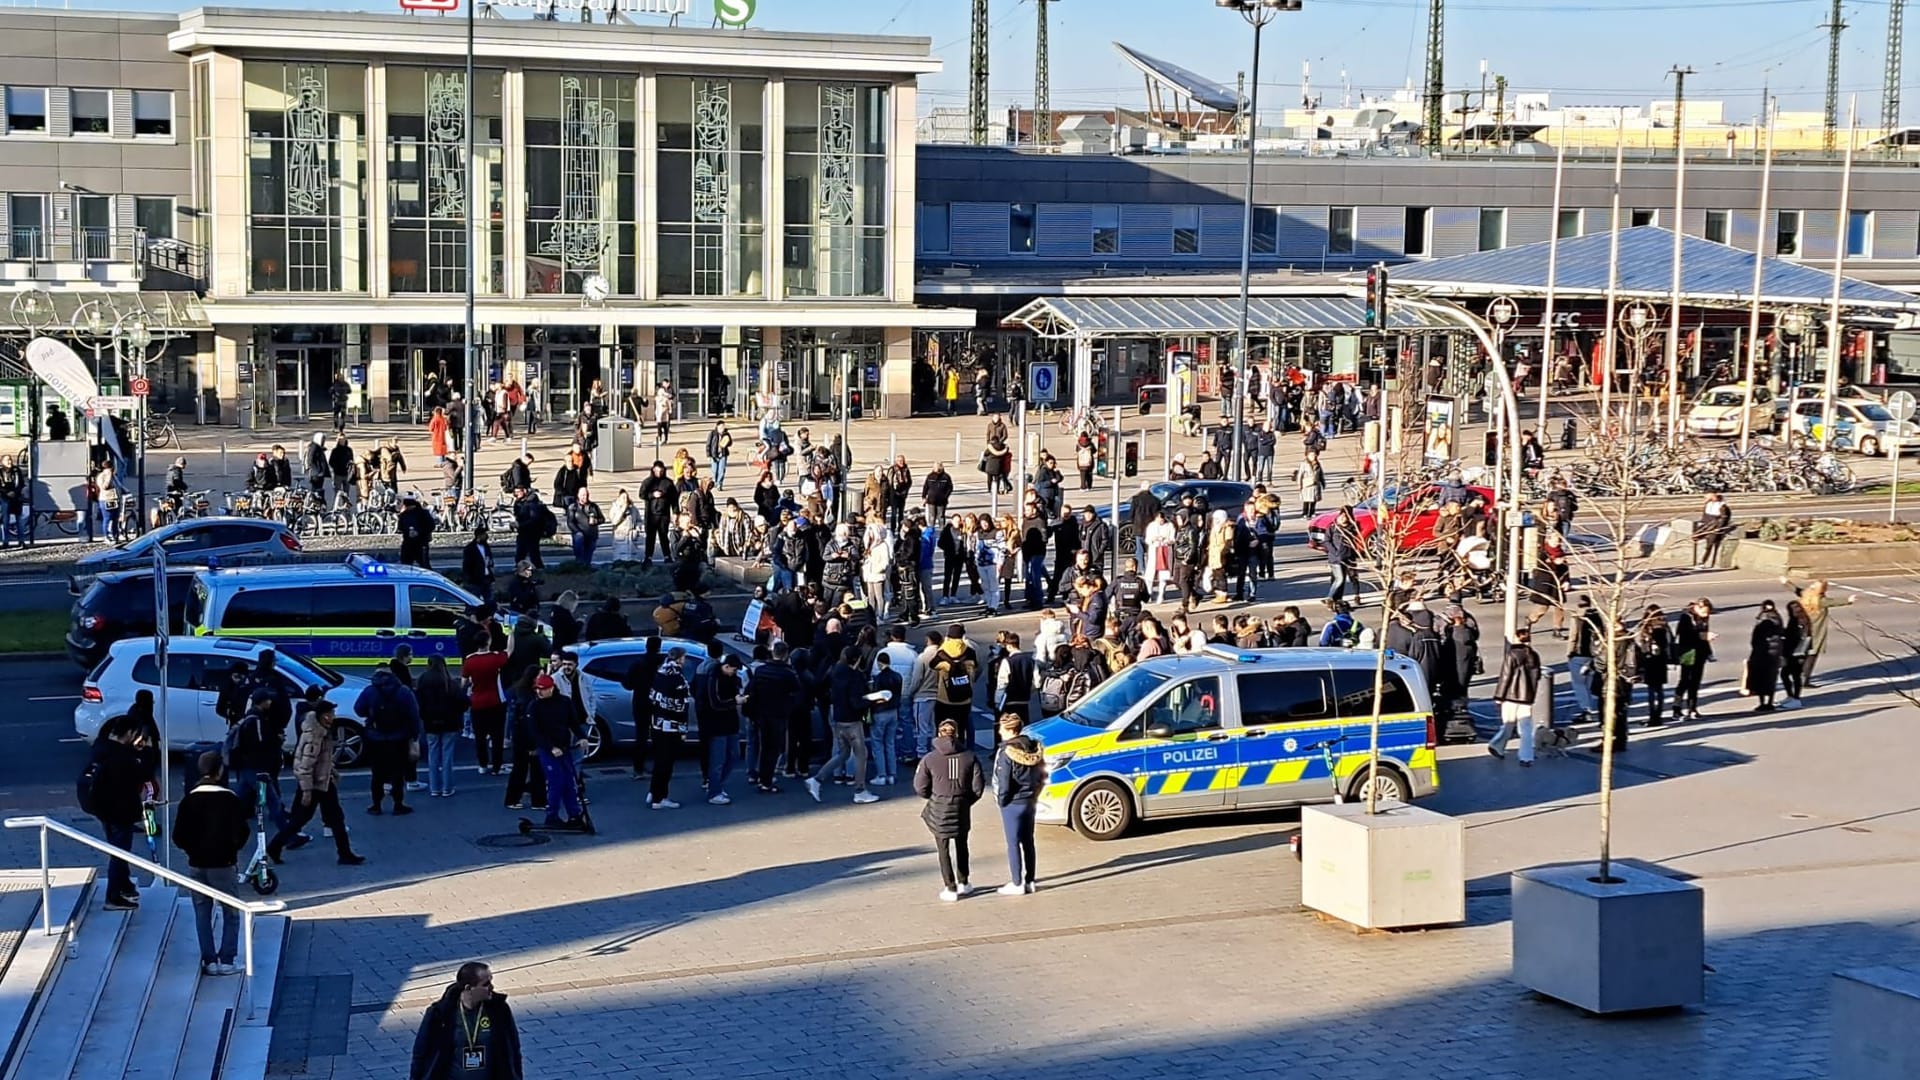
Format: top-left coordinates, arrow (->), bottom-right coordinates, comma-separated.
1030,362 -> 1059,404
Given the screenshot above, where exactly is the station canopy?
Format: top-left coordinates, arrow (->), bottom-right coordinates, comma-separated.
1002,295 -> 1452,339
1381,225 -> 1920,315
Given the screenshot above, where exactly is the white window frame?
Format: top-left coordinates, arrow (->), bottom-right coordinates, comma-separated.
132,90 -> 175,138
5,86 -> 47,133
69,88 -> 111,137
1478,207 -> 1507,252
1328,205 -> 1356,255
1091,204 -> 1120,255
1776,210 -> 1802,257
1846,209 -> 1873,259
1704,209 -> 1729,245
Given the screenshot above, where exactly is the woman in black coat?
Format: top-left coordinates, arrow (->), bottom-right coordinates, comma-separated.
1672,598 -> 1714,722
1745,599 -> 1787,712
913,718 -> 985,901
752,472 -> 782,529
1632,605 -> 1673,728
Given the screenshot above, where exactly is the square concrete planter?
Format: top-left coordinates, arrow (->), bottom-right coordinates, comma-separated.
1511,862 -> 1704,1014
1300,801 -> 1465,929
1832,966 -> 1920,1079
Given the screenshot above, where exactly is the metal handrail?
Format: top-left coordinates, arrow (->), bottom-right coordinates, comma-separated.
4,815 -> 285,1020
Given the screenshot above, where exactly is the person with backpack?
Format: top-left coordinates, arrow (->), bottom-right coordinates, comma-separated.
225,687 -> 291,836
80,720 -> 153,910
267,700 -> 364,865
1037,645 -> 1088,718
913,717 -> 986,902
511,488 -> 551,571
356,668 -> 422,815
806,647 -> 880,805
1170,508 -> 1205,613
172,752 -> 253,973
927,631 -> 977,750
1317,602 -> 1363,648
646,649 -> 694,810
992,713 -> 1045,895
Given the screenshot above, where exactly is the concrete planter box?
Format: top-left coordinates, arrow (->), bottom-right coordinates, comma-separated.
1731,538 -> 1920,578
1511,862 -> 1704,1014
1832,967 -> 1920,1079
710,555 -> 772,589
1300,801 -> 1465,929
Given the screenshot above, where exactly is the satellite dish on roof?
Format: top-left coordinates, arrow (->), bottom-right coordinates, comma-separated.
1112,42 -> 1242,113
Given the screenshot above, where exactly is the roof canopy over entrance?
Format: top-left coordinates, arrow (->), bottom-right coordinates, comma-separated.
1001,294 -> 1452,339
1380,225 -> 1919,317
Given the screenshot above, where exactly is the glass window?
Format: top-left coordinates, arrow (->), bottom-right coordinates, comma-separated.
1403,207 -> 1429,256
135,196 -> 174,241
1092,204 -> 1119,254
310,584 -> 395,628
921,202 -> 949,254
244,61 -> 370,292
221,588 -> 312,629
130,655 -> 202,691
1173,206 -> 1200,254
1330,667 -> 1417,719
160,527 -> 212,553
1556,209 -> 1582,239
1139,676 -> 1223,736
657,76 -> 765,298
70,89 -> 110,135
408,584 -> 470,630
5,87 -> 46,132
1328,206 -> 1355,254
8,193 -> 46,259
782,81 -> 888,297
1847,209 -> 1872,258
1478,208 -> 1506,252
1239,669 -> 1332,725
133,90 -> 173,136
524,72 -> 636,296
1704,209 -> 1729,245
1066,664 -> 1169,728
1631,208 -> 1657,227
1776,210 -> 1801,256
1251,206 -> 1278,255
1008,202 -> 1035,253
387,66 -> 504,295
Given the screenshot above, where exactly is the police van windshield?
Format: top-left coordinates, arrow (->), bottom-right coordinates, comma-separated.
1065,665 -> 1170,728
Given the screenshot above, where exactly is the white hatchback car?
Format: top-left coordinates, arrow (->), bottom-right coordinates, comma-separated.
1686,384 -> 1774,438
76,636 -> 372,766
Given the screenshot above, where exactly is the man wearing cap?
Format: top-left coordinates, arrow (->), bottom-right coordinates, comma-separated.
398,494 -> 436,569
646,648 -> 693,810
529,674 -> 591,831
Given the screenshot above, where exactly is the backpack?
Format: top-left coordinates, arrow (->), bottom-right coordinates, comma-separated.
500,466 -> 518,491
76,757 -> 103,816
1040,669 -> 1091,715
681,597 -> 718,641
935,656 -> 974,705
369,693 -> 411,739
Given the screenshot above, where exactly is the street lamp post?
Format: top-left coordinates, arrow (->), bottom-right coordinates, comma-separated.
117,314 -> 156,528
1216,0 -> 1302,484
1619,301 -> 1658,435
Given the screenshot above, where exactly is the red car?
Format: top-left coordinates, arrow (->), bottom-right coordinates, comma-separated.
1306,483 -> 1496,554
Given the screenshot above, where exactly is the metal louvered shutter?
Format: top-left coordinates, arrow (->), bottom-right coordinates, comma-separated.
1506,208 -> 1551,247
50,192 -> 72,258
1728,209 -> 1759,251
1800,209 -> 1837,261
1874,210 -> 1920,260
1277,206 -> 1328,258
47,88 -> 70,139
109,89 -> 133,140
1199,204 -> 1241,257
949,203 -> 1008,258
1430,208 -> 1478,256
1119,204 -> 1173,256
0,197 -> 9,248
1678,207 -> 1707,237
1354,206 -> 1403,260
1035,204 -> 1092,258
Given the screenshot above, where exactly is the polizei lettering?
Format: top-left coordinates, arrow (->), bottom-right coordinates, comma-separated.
1164,747 -> 1219,765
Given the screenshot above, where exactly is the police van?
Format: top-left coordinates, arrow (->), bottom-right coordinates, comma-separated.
1030,646 -> 1440,840
185,554 -> 495,669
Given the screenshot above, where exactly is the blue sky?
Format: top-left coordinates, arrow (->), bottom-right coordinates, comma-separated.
49,0 -> 1908,120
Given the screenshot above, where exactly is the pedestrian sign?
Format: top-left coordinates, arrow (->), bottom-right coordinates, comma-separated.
1030,362 -> 1059,405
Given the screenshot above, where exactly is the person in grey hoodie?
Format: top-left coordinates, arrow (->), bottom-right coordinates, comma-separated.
912,718 -> 985,902
991,713 -> 1046,895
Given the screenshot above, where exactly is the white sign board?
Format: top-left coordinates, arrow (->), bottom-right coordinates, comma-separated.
1029,362 -> 1059,405
737,598 -> 764,642
491,0 -> 690,13
25,337 -> 99,408
89,396 -> 142,412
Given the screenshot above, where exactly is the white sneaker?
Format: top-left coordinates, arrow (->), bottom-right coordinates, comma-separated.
997,882 -> 1026,897
852,791 -> 880,804
205,962 -> 240,977
955,882 -> 975,897
707,793 -> 731,805
938,888 -> 958,902
1025,881 -> 1038,894
805,777 -> 822,802
651,800 -> 680,810
406,781 -> 428,792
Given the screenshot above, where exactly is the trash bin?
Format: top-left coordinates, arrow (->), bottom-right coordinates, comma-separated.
594,418 -> 636,473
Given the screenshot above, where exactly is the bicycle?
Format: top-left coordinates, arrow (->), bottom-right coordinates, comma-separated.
143,408 -> 177,450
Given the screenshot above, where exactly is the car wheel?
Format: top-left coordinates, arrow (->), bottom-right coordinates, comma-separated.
1117,523 -> 1136,553
1069,780 -> 1135,841
1860,436 -> 1881,458
1346,764 -> 1412,805
582,719 -> 612,762
332,721 -> 366,768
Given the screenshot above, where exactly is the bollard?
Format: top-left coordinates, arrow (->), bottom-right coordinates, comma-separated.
221,440 -> 229,477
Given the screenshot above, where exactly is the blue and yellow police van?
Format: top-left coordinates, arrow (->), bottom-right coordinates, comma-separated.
1030,646 -> 1440,840
184,554 -> 496,668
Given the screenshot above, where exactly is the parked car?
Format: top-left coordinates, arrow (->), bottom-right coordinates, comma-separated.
574,636 -> 712,759
1686,384 -> 1774,438
1099,479 -> 1255,550
66,567 -> 201,669
72,516 -> 301,583
1786,398 -> 1920,457
75,636 -> 369,766
1305,483 -> 1496,554
1773,382 -> 1880,431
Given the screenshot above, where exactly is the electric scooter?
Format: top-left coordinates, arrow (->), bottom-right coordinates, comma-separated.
1289,734 -> 1351,862
239,777 -> 279,895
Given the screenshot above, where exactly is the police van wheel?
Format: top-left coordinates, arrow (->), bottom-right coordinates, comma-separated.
1347,766 -> 1411,806
1070,781 -> 1134,841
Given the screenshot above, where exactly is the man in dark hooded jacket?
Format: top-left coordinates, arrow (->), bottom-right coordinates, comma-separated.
410,961 -> 523,1080
354,668 -> 421,815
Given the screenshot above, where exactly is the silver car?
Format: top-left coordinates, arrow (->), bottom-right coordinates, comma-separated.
73,516 -> 302,587
575,636 -> 711,758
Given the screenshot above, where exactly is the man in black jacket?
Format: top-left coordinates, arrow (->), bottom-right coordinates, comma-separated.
502,453 -> 533,496
172,752 -> 252,974
637,461 -> 676,563
409,962 -> 523,1080
303,434 -> 329,497
529,675 -> 589,831
620,637 -> 665,778
85,722 -> 153,910
267,444 -> 294,490
1128,482 -> 1161,557
583,597 -> 630,642
743,642 -> 802,793
398,495 -> 436,569
565,489 -> 605,566
1047,506 -> 1082,603
1079,505 -> 1112,578
328,436 -> 355,505
920,463 -> 952,523
697,654 -> 743,804
462,525 -> 495,598
806,647 -> 878,804
511,489 -> 551,570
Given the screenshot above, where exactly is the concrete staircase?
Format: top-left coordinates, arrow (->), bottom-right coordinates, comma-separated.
0,874 -> 287,1080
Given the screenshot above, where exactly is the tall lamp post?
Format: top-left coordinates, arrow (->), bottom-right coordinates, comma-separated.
116,313 -> 158,528
1216,0 -> 1302,483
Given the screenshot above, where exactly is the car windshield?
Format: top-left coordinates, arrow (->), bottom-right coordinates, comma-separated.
1064,665 -> 1171,728
1697,390 -> 1746,407
1351,486 -> 1402,514
278,650 -> 343,687
1855,402 -> 1894,422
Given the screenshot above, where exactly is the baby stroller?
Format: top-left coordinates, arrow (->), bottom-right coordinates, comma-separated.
1447,535 -> 1498,602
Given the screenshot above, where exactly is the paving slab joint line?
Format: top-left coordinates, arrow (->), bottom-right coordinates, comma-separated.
350,902 -> 1308,1012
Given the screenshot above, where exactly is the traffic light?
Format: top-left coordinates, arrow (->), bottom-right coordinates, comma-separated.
1374,263 -> 1390,326
1364,265 -> 1379,328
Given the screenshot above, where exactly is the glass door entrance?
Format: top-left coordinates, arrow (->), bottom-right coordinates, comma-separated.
272,349 -> 309,423
672,347 -> 708,421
